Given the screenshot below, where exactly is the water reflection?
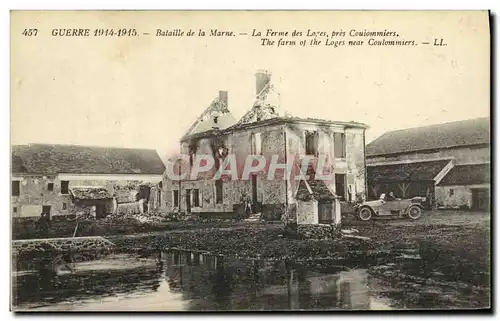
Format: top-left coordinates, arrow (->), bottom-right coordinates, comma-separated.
11,249 -> 395,311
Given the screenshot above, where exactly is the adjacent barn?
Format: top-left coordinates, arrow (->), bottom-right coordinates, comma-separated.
366,117 -> 490,211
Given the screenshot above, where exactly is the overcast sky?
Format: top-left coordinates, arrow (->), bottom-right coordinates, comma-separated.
11,11 -> 490,161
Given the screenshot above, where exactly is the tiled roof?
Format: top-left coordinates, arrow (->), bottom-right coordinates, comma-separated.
366,117 -> 490,157
438,164 -> 490,186
12,154 -> 27,173
367,160 -> 451,183
70,187 -> 112,200
12,144 -> 166,175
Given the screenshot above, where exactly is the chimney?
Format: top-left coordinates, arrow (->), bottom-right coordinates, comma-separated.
219,90 -> 228,106
255,70 -> 271,95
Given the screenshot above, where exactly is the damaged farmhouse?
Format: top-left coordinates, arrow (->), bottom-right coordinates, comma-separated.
9,11 -> 491,312
163,70 -> 369,225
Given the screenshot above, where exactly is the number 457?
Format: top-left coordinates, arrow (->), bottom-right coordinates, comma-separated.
22,28 -> 38,36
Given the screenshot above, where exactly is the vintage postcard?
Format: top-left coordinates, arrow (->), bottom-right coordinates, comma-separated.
10,10 -> 490,311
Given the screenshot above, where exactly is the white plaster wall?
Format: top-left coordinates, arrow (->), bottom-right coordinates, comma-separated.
11,173 -> 156,218
435,185 -> 472,208
297,200 -> 318,224
286,124 -> 366,204
17,204 -> 42,218
435,184 -> 490,209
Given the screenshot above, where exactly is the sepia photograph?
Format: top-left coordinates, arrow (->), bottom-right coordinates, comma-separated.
9,10 -> 491,312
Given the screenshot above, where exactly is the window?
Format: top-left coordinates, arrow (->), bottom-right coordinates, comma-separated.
62,203 -> 67,210
13,206 -> 17,214
47,183 -> 54,191
61,181 -> 69,194
193,189 -> 200,207
449,189 -> 454,197
335,174 -> 347,200
334,133 -> 346,158
305,131 -> 319,156
12,181 -> 20,196
251,133 -> 262,155
173,190 -> 179,207
215,179 -> 223,204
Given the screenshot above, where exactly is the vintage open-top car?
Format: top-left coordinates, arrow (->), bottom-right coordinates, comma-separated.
354,196 -> 426,221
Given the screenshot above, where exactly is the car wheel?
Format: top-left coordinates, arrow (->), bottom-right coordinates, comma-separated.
358,207 -> 372,221
407,205 -> 422,220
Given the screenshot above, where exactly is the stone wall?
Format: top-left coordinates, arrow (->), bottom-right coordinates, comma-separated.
12,236 -> 115,255
297,200 -> 318,224
345,128 -> 367,201
285,124 -> 366,204
261,204 -> 287,221
164,124 -> 288,217
164,121 -> 366,222
147,186 -> 164,211
229,124 -> 287,211
11,175 -> 71,218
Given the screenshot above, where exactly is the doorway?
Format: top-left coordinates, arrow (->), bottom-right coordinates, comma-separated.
96,204 -> 106,219
318,201 -> 333,223
471,188 -> 490,211
185,189 -> 192,213
42,205 -> 51,220
251,174 -> 258,213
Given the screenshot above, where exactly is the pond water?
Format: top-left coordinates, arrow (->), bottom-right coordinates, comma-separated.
11,249 -> 489,311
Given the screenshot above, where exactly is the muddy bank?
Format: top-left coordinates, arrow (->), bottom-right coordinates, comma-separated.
353,222 -> 490,301
12,217 -> 269,240
108,226 -> 374,260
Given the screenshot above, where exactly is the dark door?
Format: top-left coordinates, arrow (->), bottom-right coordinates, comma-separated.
335,174 -> 346,201
318,202 -> 333,223
185,189 -> 191,213
472,188 -> 490,211
251,175 -> 258,213
96,204 -> 106,219
42,205 -> 51,219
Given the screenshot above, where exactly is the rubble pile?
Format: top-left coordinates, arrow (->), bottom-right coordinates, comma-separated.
115,202 -> 141,216
133,212 -> 166,224
105,205 -> 166,224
